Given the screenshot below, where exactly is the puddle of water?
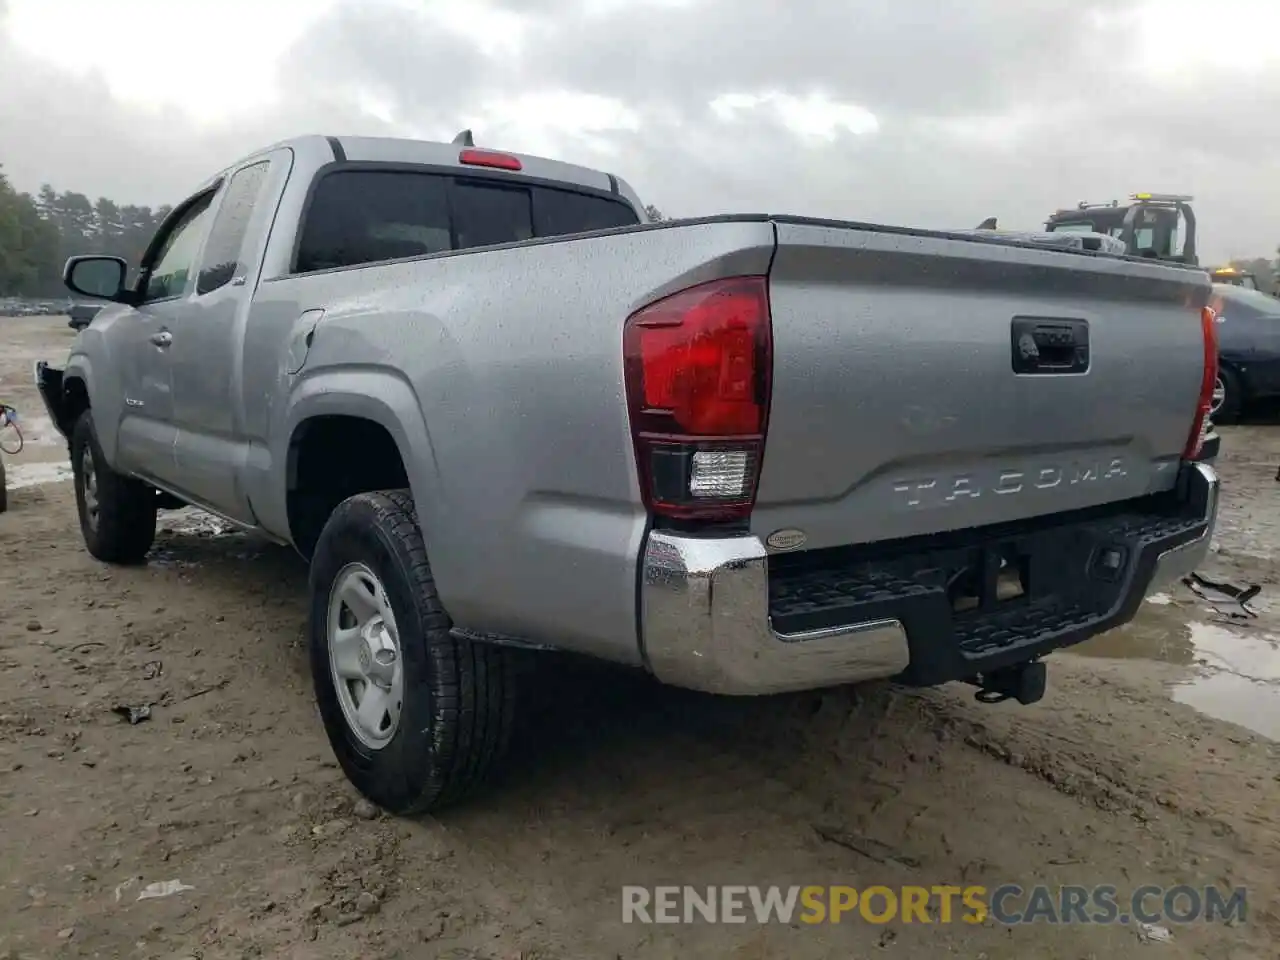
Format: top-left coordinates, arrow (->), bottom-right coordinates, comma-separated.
150,508 -> 265,569
159,509 -> 237,537
1072,598 -> 1280,740
1172,623 -> 1280,740
4,460 -> 73,489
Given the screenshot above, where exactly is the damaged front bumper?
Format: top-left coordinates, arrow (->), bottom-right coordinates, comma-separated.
33,361 -> 71,440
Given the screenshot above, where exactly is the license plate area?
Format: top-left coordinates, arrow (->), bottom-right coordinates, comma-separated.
766,490 -> 1210,662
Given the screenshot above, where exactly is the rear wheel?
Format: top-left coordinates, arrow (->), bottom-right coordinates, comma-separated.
70,410 -> 157,563
0,456 -> 7,513
1211,365 -> 1243,424
308,490 -> 517,815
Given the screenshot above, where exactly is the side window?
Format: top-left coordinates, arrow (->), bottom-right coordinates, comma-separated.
295,171 -> 451,273
451,182 -> 533,250
142,196 -> 214,302
197,161 -> 271,294
533,187 -> 639,237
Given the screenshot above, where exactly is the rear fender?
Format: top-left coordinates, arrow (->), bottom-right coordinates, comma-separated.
270,368 -> 448,573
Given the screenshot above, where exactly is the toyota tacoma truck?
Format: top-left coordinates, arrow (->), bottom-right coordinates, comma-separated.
35,133 -> 1221,815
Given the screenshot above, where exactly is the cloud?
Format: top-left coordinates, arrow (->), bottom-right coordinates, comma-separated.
518,0 -> 1138,117
1,0 -> 1278,261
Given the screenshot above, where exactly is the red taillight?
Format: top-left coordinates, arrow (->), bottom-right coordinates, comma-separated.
1183,304 -> 1219,460
458,149 -> 522,171
623,276 -> 772,521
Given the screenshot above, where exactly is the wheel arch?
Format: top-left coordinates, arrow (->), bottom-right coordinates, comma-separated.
281,370 -> 443,562
60,373 -> 92,427
58,356 -> 122,463
1217,356 -> 1247,389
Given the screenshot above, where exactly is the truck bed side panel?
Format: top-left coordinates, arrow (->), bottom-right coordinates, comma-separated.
247,219 -> 777,662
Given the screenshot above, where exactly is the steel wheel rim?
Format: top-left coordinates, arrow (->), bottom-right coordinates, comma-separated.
81,445 -> 100,531
1210,375 -> 1226,415
327,562 -> 404,750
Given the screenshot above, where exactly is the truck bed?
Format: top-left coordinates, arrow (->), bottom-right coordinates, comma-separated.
247,212 -> 1209,658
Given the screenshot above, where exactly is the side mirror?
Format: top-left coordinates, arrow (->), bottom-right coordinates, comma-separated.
63,255 -> 129,301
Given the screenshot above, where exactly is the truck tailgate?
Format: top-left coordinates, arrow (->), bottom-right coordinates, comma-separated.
753,219 -> 1210,551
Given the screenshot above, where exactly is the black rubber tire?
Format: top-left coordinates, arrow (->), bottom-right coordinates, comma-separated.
0,456 -> 7,513
70,410 -> 157,564
308,489 -> 517,815
1213,365 -> 1244,424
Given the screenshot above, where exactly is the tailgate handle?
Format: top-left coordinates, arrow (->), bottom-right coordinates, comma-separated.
1011,318 -> 1089,375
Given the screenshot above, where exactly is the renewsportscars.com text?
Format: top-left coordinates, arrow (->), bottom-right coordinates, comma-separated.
621,884 -> 1247,926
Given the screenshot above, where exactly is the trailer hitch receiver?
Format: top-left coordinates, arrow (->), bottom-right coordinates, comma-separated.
971,660 -> 1047,705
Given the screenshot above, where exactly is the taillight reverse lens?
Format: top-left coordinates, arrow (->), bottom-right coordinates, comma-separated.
1183,305 -> 1219,460
623,276 -> 772,521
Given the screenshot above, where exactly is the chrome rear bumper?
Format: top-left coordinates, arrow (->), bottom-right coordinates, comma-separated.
641,532 -> 910,696
1146,462 -> 1218,592
640,462 -> 1218,697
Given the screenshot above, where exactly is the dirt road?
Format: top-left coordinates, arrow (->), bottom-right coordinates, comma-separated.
2,315 -> 1278,959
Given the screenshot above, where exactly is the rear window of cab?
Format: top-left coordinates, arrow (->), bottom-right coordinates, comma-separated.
294,169 -> 640,274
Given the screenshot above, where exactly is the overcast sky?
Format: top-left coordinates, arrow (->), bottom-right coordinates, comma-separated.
1,0 -> 1277,262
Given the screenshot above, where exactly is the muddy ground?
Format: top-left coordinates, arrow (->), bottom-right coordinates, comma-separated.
1,314 -> 1278,959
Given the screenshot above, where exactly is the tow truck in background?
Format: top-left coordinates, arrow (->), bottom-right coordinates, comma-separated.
1037,193 -> 1225,455
1043,193 -> 1198,264
1042,196 -> 1276,297
1207,265 -> 1279,297
1208,265 -> 1260,289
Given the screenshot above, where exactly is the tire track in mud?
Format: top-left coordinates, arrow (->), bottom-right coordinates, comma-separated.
928,668 -> 1280,942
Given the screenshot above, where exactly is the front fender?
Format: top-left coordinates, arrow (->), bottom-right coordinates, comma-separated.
34,361 -> 69,436
63,352 -> 130,465
37,350 -> 114,457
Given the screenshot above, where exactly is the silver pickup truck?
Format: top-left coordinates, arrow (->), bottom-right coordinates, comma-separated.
36,133 -> 1221,814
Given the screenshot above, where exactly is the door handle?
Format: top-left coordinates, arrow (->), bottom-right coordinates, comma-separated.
150,331 -> 173,348
1010,318 -> 1089,374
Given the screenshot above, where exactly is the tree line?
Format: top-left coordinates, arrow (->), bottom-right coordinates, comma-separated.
2,165 -> 1277,296
0,164 -> 171,298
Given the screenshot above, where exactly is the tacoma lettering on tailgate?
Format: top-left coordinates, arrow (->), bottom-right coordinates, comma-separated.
891,459 -> 1128,509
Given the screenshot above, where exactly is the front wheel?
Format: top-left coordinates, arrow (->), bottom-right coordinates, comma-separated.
70,410 -> 157,563
308,490 -> 518,815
